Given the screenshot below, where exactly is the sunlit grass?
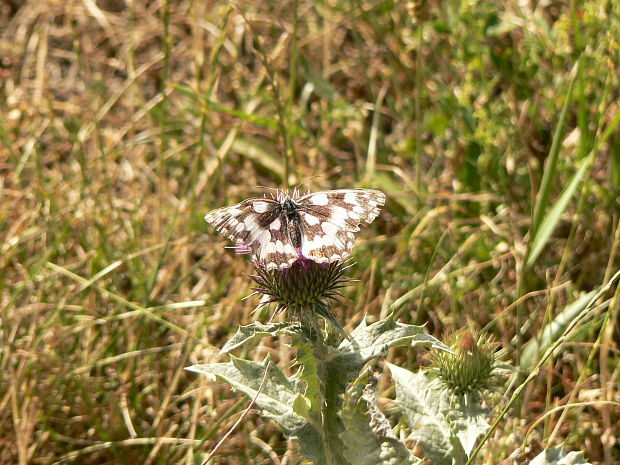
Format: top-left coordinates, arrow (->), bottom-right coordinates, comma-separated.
1,0 -> 619,463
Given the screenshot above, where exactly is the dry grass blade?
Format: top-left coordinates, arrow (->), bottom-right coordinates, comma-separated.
200,361 -> 271,465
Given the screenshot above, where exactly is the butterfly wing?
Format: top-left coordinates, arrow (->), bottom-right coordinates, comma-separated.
295,189 -> 386,263
204,198 -> 298,270
256,223 -> 300,270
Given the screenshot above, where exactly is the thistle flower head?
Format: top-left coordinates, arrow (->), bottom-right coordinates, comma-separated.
427,330 -> 505,396
250,257 -> 351,335
251,257 -> 349,313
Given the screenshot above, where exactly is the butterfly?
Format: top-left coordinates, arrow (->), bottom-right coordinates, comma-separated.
204,188 -> 386,270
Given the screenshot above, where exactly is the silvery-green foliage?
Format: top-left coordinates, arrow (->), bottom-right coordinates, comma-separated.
329,315 -> 451,381
530,445 -> 592,465
307,316 -> 449,464
219,321 -> 298,354
340,374 -> 420,465
387,364 -> 490,465
187,316 -> 448,465
186,355 -> 327,463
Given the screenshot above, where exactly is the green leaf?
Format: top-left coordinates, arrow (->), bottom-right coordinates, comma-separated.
186,356 -> 326,464
199,316 -> 448,465
519,290 -> 597,370
331,316 -> 450,382
528,104 -> 620,266
295,340 -> 325,420
340,375 -> 419,465
530,445 -> 592,465
295,338 -> 349,465
322,316 -> 449,462
296,316 -> 446,465
219,321 -> 298,354
446,399 -> 490,458
173,83 -> 280,129
231,138 -> 285,180
387,365 -> 489,465
302,63 -> 340,102
387,365 -> 454,465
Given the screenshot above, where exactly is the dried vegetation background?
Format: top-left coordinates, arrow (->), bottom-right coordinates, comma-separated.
1,0 -> 619,464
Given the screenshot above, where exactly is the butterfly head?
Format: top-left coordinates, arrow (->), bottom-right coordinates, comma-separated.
275,187 -> 302,203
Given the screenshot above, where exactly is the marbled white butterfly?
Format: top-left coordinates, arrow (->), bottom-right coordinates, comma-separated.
204,188 -> 386,270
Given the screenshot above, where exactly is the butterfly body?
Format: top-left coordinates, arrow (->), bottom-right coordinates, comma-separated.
281,198 -> 304,249
205,189 -> 385,270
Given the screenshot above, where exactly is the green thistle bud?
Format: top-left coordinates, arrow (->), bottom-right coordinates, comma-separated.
250,258 -> 352,337
427,330 -> 504,396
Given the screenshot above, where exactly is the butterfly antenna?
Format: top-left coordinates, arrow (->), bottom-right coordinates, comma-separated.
289,175 -> 320,198
253,185 -> 279,199
253,185 -> 279,193
292,175 -> 320,192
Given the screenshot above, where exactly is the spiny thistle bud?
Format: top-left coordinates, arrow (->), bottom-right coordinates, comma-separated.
427,330 -> 504,396
250,257 -> 352,336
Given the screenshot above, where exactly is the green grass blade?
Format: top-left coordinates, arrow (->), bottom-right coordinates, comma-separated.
528,105 -> 620,266
173,84 -> 279,130
527,153 -> 591,266
529,61 -> 579,241
519,290 -> 597,369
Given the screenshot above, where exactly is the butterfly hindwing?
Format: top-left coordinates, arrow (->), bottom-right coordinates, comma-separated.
257,221 -> 299,269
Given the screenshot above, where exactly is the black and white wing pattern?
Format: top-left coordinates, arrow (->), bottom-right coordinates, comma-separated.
295,189 -> 385,263
204,197 -> 299,270
204,188 -> 386,270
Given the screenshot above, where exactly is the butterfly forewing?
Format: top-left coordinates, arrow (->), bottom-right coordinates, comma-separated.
204,188 -> 386,270
295,189 -> 386,263
204,198 -> 296,269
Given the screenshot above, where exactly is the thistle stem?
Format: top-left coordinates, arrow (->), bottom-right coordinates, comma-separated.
296,309 -> 346,465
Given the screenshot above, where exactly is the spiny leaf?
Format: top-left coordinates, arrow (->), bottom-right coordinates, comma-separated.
186,356 -> 326,464
219,321 -> 298,354
294,338 -> 349,465
294,340 -> 324,420
340,374 -> 419,465
387,365 -> 455,465
318,317 -> 448,465
330,316 -> 450,381
388,365 -> 490,465
530,445 -> 592,465
445,398 -> 490,458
